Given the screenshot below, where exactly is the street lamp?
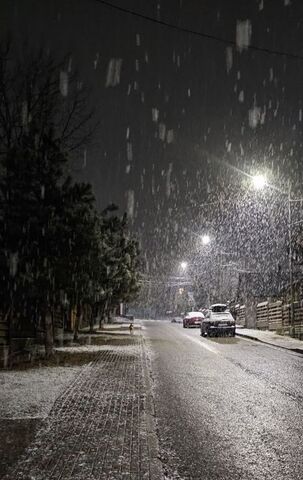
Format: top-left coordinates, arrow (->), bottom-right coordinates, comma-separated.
180,261 -> 188,271
251,174 -> 267,190
201,234 -> 211,245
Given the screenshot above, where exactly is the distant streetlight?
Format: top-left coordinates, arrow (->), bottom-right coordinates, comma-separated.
180,261 -> 188,271
201,234 -> 211,245
252,174 -> 267,190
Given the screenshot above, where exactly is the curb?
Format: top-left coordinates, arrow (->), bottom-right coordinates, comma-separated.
236,331 -> 303,355
141,339 -> 164,480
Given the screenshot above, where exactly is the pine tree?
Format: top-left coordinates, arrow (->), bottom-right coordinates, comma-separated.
0,40 -> 141,358
0,41 -> 95,357
53,180 -> 98,341
96,207 -> 141,323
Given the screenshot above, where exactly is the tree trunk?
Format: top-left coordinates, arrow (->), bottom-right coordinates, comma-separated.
105,296 -> 112,323
89,305 -> 95,333
99,300 -> 107,328
66,306 -> 73,332
106,304 -> 115,323
73,303 -> 82,342
5,306 -> 13,368
98,303 -> 103,329
44,309 -> 54,358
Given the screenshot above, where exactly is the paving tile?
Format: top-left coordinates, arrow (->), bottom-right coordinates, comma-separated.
4,337 -> 159,479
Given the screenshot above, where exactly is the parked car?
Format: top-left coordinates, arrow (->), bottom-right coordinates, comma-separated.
171,316 -> 183,323
183,311 -> 204,328
201,304 -> 236,337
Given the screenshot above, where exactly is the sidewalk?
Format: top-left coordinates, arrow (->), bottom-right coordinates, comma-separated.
2,333 -> 162,480
236,327 -> 303,354
97,323 -> 142,336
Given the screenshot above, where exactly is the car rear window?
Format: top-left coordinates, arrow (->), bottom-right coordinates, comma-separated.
211,305 -> 227,313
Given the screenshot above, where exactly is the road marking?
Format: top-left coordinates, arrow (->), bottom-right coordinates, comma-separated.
183,333 -> 219,354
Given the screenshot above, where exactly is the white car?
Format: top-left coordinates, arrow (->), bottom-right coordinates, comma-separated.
201,304 -> 236,337
183,311 -> 204,328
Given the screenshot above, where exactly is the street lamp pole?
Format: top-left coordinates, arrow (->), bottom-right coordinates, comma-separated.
218,251 -> 222,300
288,180 -> 295,335
251,174 -> 297,335
217,250 -> 238,301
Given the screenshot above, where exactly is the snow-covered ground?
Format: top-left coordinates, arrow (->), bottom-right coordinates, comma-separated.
0,340 -> 142,421
0,366 -> 81,420
54,343 -> 140,354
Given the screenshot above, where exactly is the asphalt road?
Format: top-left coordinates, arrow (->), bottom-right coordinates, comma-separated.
143,320 -> 303,480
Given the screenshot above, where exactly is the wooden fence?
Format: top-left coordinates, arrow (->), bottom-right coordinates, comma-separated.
293,302 -> 303,337
268,301 -> 283,331
256,302 -> 269,330
256,300 -> 303,338
233,304 -> 246,327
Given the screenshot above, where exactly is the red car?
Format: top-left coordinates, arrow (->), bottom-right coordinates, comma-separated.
183,311 -> 204,328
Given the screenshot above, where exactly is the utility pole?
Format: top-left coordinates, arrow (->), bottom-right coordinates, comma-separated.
288,180 -> 295,336
218,251 -> 222,301
218,251 -> 238,302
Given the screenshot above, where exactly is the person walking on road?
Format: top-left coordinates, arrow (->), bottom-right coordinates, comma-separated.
129,322 -> 134,335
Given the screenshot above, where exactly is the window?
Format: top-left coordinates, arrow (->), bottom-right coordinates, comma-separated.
211,305 -> 227,313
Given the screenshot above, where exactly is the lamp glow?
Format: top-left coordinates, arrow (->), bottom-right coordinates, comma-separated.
201,234 -> 211,245
252,174 -> 267,190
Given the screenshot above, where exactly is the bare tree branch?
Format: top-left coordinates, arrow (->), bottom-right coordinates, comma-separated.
0,41 -> 97,157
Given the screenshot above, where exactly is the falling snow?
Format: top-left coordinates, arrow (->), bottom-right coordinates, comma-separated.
159,123 -> 166,141
126,142 -> 133,161
105,58 -> 123,87
166,163 -> 173,198
236,19 -> 252,51
248,105 -> 261,128
127,189 -> 135,218
166,129 -> 174,144
226,47 -> 233,73
152,107 -> 159,122
59,71 -> 68,96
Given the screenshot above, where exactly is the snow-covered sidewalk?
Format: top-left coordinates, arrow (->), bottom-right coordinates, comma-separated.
236,328 -> 303,354
97,321 -> 142,335
0,366 -> 81,420
1,335 -> 162,480
0,365 -> 82,479
79,319 -> 142,336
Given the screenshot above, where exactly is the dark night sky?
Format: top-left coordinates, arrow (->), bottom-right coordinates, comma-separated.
2,0 -> 303,273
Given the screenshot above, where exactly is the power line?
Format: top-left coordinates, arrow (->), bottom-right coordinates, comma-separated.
93,0 -> 303,61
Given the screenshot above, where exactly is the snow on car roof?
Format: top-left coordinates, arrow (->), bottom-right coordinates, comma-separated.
210,304 -> 227,308
186,311 -> 204,317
